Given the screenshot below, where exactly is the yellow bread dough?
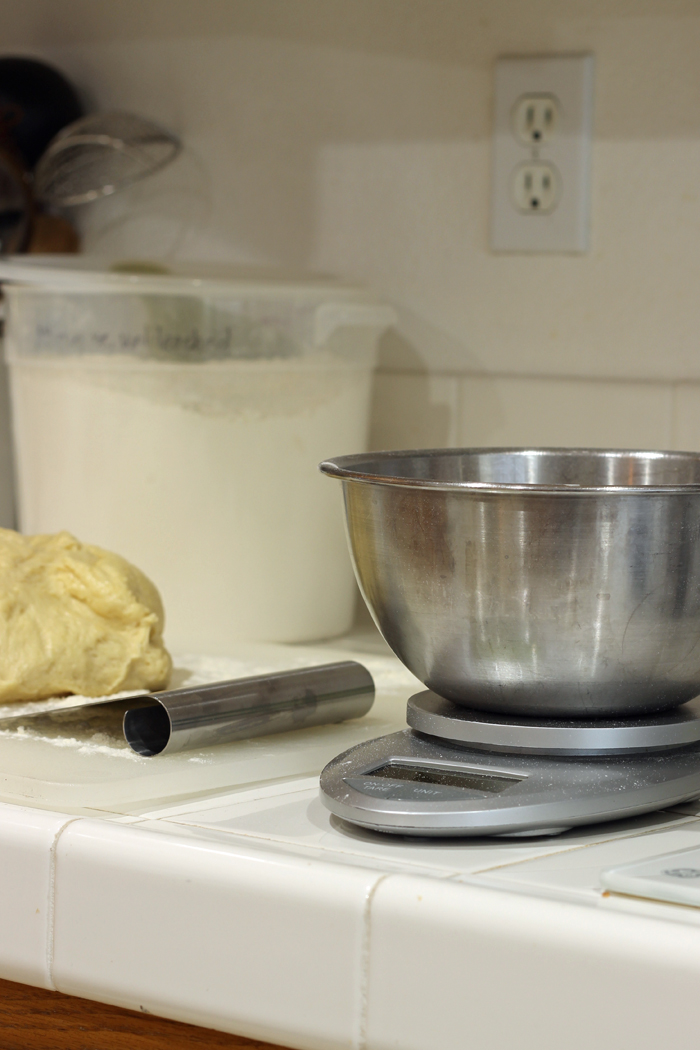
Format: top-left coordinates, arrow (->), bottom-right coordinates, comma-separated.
0,528 -> 172,702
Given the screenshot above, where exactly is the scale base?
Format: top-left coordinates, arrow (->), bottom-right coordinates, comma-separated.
407,690 -> 700,756
320,716 -> 700,837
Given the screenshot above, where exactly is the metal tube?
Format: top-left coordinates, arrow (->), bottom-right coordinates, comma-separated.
122,660 -> 375,756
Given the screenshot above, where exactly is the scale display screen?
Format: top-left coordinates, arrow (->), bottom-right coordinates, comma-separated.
368,762 -> 520,794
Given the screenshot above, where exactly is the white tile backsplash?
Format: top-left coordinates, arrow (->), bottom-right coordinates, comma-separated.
369,371 -> 681,454
459,374 -> 674,450
3,1 -> 700,477
672,382 -> 700,451
52,817 -> 384,1049
2,4 -> 695,384
369,372 -> 460,451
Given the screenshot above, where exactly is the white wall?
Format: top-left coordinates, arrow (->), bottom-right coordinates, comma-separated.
4,0 -> 700,452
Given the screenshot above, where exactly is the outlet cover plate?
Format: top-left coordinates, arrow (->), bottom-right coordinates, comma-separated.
490,54 -> 594,253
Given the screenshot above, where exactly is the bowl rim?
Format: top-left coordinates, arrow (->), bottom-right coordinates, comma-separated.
319,447 -> 700,495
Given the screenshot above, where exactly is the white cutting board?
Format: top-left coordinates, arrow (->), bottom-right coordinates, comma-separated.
0,643 -> 417,814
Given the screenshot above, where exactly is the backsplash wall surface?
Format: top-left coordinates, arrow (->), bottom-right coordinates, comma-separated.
4,0 -> 700,451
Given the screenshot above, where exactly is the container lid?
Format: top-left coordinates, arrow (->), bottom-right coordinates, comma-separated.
0,256 -> 396,361
0,255 -> 382,302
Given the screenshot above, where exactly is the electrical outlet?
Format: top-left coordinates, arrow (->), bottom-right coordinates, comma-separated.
490,54 -> 594,253
511,162 -> 560,213
512,95 -> 558,146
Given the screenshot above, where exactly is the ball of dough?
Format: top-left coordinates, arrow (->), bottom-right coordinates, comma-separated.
0,528 -> 172,702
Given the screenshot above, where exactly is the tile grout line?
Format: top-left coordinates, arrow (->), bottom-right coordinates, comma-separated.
357,873 -> 390,1050
46,817 -> 82,991
452,375 -> 464,446
670,381 -> 679,449
468,814 -> 700,877
376,367 -> 700,389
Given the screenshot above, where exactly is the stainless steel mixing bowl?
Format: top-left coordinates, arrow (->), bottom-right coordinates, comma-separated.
320,448 -> 700,718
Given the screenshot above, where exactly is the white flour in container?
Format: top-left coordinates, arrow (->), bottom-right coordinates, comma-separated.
9,355 -> 372,652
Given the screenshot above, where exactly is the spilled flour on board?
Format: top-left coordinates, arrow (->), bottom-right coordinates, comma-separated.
0,649 -> 417,761
0,654 -> 221,760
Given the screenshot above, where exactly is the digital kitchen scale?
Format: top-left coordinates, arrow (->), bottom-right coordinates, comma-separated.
319,690 -> 700,837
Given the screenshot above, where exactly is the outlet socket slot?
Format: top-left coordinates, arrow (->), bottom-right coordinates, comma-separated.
511,162 -> 560,213
512,94 -> 559,146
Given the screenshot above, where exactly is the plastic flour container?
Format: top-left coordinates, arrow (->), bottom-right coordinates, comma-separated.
0,258 -> 394,652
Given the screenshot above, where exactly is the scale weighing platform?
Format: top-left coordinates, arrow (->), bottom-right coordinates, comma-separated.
320,690 -> 700,837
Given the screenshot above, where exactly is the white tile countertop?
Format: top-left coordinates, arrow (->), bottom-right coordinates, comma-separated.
2,638 -> 700,1050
